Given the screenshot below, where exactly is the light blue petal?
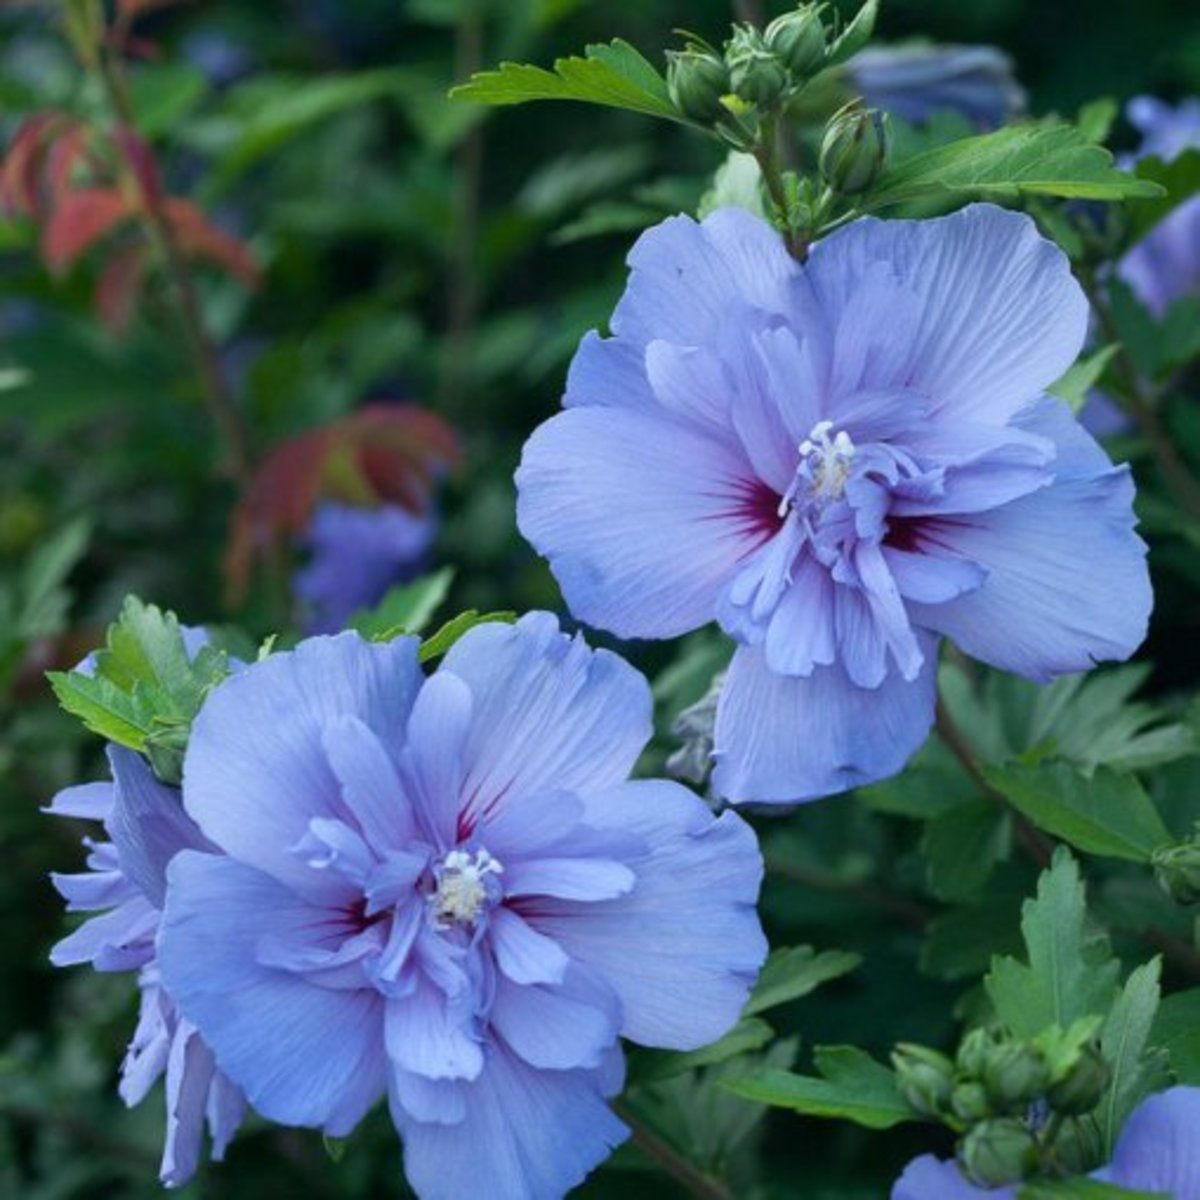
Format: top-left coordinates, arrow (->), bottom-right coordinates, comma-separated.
159,851 -> 386,1134
159,1023 -> 216,1187
713,640 -> 938,803
1106,1086 -> 1200,1195
504,856 -> 634,903
807,204 -> 1088,424
107,745 -> 212,909
43,780 -> 113,820
909,399 -> 1151,682
489,908 -> 569,987
321,714 -> 417,851
49,895 -> 157,971
182,633 -> 422,903
516,405 -> 763,639
535,780 -> 766,1051
398,1044 -> 628,1200
891,1154 -> 1014,1199
384,977 -> 484,1082
438,614 -> 652,825
402,671 -> 473,849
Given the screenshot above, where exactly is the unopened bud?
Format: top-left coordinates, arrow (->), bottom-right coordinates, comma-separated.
764,5 -> 827,80
1153,839 -> 1200,905
982,1042 -> 1049,1113
1046,1043 -> 1110,1115
958,1118 -> 1037,1188
819,103 -> 890,194
956,1027 -> 993,1080
726,26 -> 789,109
666,49 -> 731,124
950,1080 -> 992,1124
891,1043 -> 954,1117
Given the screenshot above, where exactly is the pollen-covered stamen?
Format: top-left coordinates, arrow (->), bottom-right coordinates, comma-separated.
778,420 -> 858,516
430,848 -> 504,927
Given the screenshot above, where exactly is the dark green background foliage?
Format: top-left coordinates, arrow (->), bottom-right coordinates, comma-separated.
2,1 -> 1200,1198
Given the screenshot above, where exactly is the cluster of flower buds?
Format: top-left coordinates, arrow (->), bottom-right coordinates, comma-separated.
1152,829 -> 1200,903
666,3 -> 829,126
892,1021 -> 1113,1187
819,101 -> 891,194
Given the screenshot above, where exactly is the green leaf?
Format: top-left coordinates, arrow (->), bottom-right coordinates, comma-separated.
449,40 -> 691,125
922,800 -> 1010,901
1097,957 -> 1167,1156
723,1046 -> 913,1130
985,848 -> 1119,1038
635,1017 -> 776,1083
47,669 -> 157,749
744,946 -> 861,1016
1076,97 -> 1118,144
861,124 -> 1165,211
1020,1181 -> 1167,1199
1049,345 -> 1119,413
984,763 -> 1172,863
17,517 -> 90,640
825,0 -> 879,68
129,63 -> 208,138
1128,149 -> 1200,240
418,610 -> 517,663
349,568 -> 455,640
1150,989 -> 1200,1083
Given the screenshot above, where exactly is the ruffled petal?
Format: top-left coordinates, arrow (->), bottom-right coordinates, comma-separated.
516,405 -> 768,639
385,976 -> 484,1082
158,852 -> 386,1134
807,204 -> 1089,424
398,1044 -> 628,1200
712,640 -> 938,803
908,399 -> 1150,682
438,614 -> 652,825
182,633 -> 422,903
534,780 -> 765,1050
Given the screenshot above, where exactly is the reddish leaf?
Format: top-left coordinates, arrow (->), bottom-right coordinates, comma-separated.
113,125 -> 163,208
1,113 -> 70,217
117,0 -> 188,19
163,197 -> 261,288
225,405 -> 460,603
42,188 -> 135,274
94,242 -> 148,334
44,125 -> 93,210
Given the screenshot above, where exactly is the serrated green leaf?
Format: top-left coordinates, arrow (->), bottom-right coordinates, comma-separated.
98,597 -> 206,718
985,849 -> 1119,1038
722,1046 -> 913,1129
861,124 -> 1165,211
1098,957 -> 1167,1156
47,670 -> 156,750
984,763 -> 1172,863
744,946 -> 861,1016
449,40 -> 691,125
826,0 -> 879,68
350,568 -> 454,640
1020,1180 -> 1166,1199
418,610 -> 517,663
922,800 -> 1010,901
1049,345 -> 1119,413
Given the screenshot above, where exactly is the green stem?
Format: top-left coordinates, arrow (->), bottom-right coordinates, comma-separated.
753,114 -> 808,261
613,1101 -> 734,1200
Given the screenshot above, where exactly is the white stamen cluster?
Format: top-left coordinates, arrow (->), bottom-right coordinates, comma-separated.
431,848 -> 504,927
778,420 -> 858,516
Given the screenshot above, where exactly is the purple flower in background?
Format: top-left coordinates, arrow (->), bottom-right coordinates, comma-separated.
294,501 -> 436,634
846,44 -> 1026,129
157,615 -> 766,1200
1119,96 -> 1200,318
516,205 -> 1151,804
47,746 -> 246,1186
892,1086 -> 1200,1197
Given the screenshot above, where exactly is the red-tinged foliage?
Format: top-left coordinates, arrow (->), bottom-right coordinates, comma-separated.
42,188 -> 136,275
0,113 -> 89,218
113,125 -> 163,209
162,197 -> 261,288
225,405 -> 461,602
94,242 -> 149,334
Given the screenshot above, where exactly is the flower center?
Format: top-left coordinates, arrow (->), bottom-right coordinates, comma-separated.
778,420 -> 858,516
430,848 -> 503,928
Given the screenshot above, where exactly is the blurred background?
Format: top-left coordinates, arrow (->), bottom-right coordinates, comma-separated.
1,1 -> 1198,1197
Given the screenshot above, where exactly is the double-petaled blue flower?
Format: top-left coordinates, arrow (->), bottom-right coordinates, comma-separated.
294,500 -> 437,634
47,745 -> 246,1186
155,614 -> 766,1200
893,1086 -> 1200,1196
516,205 -> 1151,803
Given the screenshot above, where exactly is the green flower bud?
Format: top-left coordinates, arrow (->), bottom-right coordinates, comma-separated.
958,1118 -> 1037,1189
981,1042 -> 1049,1113
819,104 -> 890,195
1153,839 -> 1200,905
1046,1043 -> 1110,1115
764,5 -> 827,80
950,1080 -> 992,1124
891,1043 -> 955,1117
666,49 -> 731,124
956,1027 -> 993,1080
726,26 -> 789,109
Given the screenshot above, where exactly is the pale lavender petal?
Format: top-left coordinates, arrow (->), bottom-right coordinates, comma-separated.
402,671 -> 472,849
43,781 -> 113,820
891,1154 -> 1014,1199
490,908 -> 569,986
321,714 -> 417,851
385,977 -> 484,1082
159,1023 -> 216,1187
1105,1086 -> 1200,1195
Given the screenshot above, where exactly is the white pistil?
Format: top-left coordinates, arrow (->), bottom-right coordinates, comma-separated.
431,848 -> 503,927
778,420 -> 858,516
